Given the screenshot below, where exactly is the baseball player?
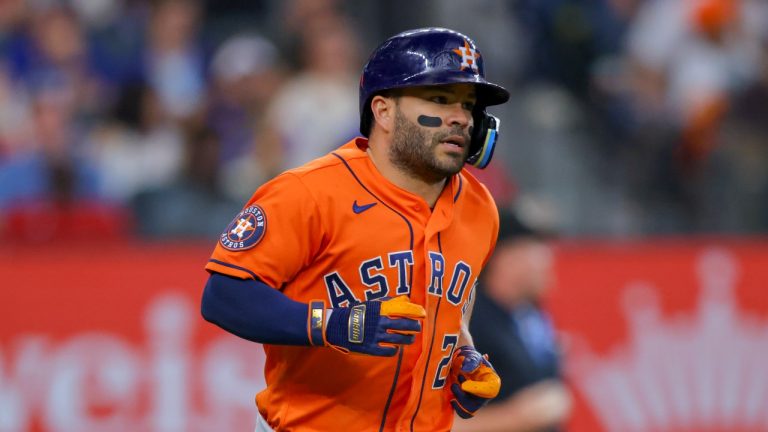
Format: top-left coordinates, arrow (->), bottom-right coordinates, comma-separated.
201,27 -> 510,431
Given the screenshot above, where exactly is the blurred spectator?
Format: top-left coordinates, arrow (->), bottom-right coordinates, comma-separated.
209,33 -> 280,163
0,86 -> 132,243
0,0 -> 24,30
0,0 -> 27,71
257,13 -> 360,176
87,82 -> 184,203
207,33 -> 285,200
624,0 -> 768,232
0,88 -> 101,210
80,0 -> 147,90
627,0 -> 766,157
695,32 -> 768,232
131,125 -> 240,239
0,63 -> 33,159
514,0 -> 639,99
4,3 -> 106,121
145,0 -> 206,122
454,208 -> 571,432
275,0 -> 346,67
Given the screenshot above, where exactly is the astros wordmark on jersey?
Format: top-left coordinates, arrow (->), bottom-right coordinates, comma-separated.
206,138 -> 499,431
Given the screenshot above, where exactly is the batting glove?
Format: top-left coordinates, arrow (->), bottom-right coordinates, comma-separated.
308,296 -> 426,356
449,345 -> 501,418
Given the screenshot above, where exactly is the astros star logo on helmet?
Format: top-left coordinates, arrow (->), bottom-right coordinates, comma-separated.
452,40 -> 480,72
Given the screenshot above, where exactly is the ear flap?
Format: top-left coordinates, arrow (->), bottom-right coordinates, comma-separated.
466,112 -> 500,169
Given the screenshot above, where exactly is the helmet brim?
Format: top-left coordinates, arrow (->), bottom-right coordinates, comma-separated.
386,70 -> 510,107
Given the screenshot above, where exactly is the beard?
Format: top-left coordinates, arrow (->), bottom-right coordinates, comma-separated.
388,108 -> 471,184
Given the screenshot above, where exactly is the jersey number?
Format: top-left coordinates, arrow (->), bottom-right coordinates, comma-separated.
432,334 -> 459,389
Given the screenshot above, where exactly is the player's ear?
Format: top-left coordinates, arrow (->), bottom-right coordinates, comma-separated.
370,94 -> 396,134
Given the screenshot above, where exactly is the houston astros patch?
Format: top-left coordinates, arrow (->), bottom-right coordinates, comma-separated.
220,205 -> 267,251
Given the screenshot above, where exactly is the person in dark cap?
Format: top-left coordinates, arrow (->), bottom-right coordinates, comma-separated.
454,209 -> 572,432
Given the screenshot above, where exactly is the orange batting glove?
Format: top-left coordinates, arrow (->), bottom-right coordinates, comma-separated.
449,346 -> 501,418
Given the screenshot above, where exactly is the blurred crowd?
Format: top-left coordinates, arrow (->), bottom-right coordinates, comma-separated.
0,0 -> 766,242
446,0 -> 768,236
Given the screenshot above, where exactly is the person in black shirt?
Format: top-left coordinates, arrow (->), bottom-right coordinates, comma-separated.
454,209 -> 572,432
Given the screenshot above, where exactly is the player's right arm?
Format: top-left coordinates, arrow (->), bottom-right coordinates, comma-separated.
201,273 -> 426,356
201,171 -> 425,355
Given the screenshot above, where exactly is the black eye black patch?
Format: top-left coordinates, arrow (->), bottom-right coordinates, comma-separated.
417,115 -> 442,127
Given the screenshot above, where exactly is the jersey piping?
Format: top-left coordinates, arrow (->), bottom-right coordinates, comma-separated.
208,258 -> 259,280
332,151 -> 416,430
409,232 -> 444,431
453,175 -> 463,203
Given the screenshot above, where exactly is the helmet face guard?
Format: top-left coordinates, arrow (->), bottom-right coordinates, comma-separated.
359,27 -> 510,169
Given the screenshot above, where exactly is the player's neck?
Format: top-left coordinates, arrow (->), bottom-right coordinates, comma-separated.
366,147 -> 445,209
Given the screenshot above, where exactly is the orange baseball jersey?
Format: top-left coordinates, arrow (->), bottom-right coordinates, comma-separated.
206,138 -> 499,431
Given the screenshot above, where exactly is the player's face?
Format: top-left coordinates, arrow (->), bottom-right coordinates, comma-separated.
388,84 -> 476,183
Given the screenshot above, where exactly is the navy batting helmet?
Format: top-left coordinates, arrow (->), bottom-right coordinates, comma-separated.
359,27 -> 510,168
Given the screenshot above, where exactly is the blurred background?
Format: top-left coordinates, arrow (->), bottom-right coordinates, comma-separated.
0,0 -> 767,431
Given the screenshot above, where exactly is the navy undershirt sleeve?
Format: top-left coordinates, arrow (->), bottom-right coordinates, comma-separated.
201,272 -> 311,345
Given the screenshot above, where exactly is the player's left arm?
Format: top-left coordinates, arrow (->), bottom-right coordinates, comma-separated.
458,286 -> 476,347
450,285 -> 501,419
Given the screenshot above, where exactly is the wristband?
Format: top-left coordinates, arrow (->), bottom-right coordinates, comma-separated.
308,300 -> 326,346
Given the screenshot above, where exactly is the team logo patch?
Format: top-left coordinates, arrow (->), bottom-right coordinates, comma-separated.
220,205 -> 267,251
452,40 -> 480,72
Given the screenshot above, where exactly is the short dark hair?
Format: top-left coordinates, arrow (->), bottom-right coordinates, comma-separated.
497,209 -> 550,244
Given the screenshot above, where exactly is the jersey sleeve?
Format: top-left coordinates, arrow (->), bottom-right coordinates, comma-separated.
205,172 -> 325,289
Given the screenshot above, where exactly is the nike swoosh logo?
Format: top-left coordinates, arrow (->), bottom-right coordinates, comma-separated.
352,200 -> 377,214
